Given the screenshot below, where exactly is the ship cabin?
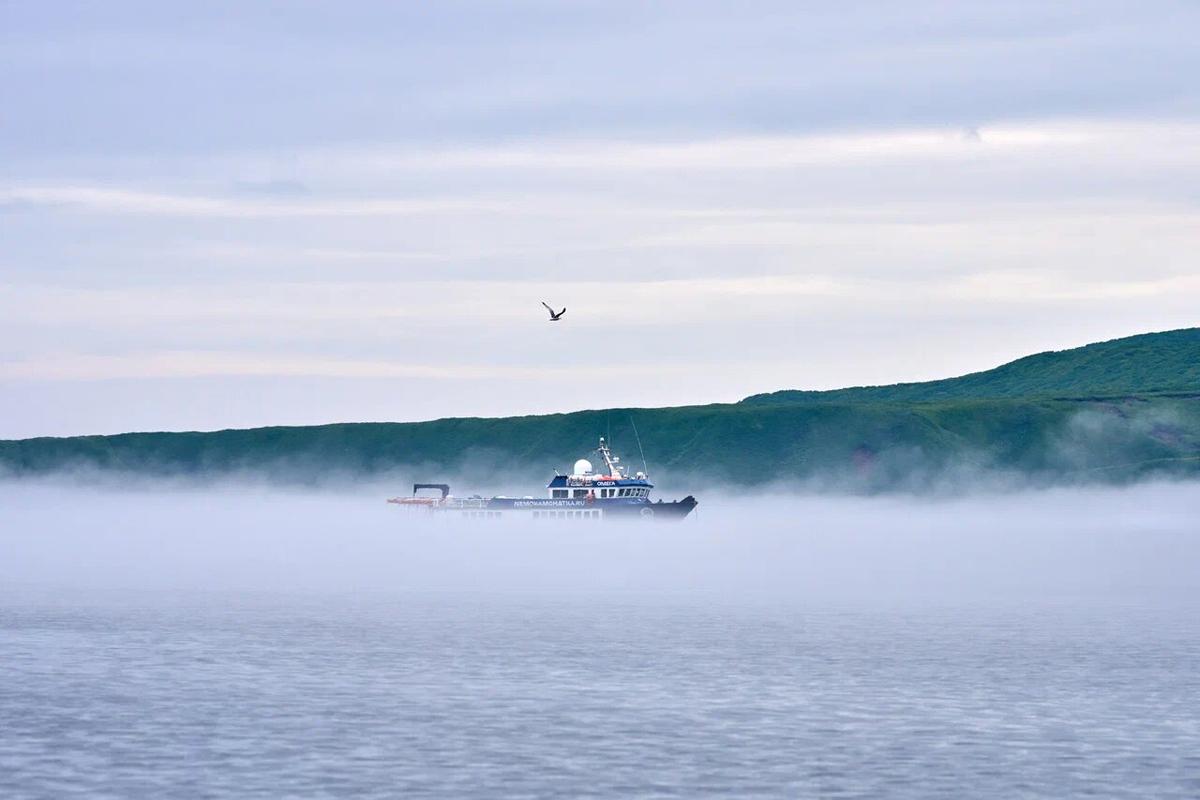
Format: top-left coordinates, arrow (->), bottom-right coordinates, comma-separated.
546,471 -> 652,500
545,438 -> 653,502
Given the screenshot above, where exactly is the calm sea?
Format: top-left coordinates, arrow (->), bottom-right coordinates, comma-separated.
2,483 -> 1198,798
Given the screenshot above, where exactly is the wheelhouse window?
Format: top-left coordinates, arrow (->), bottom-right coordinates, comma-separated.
573,489 -> 588,498
552,489 -> 567,498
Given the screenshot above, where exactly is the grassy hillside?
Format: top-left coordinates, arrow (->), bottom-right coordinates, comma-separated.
2,396 -> 1199,491
743,328 -> 1200,406
2,328 -> 1199,490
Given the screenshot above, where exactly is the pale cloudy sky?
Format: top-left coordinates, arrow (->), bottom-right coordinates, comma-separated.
2,1 -> 1198,437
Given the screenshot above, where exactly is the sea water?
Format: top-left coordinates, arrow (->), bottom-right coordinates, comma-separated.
1,482 -> 1198,798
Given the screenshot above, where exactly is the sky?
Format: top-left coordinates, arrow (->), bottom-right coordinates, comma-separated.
2,1 -> 1199,438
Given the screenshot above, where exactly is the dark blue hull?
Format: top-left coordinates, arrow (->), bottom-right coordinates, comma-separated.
483,495 -> 697,521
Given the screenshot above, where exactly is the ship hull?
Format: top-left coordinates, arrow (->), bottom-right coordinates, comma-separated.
397,495 -> 698,521
598,496 -> 697,520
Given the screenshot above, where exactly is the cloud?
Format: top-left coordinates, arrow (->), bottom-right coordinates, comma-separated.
0,276 -> 853,330
0,186 -> 506,218
4,121 -> 1197,229
231,179 -> 310,196
0,351 -> 706,382
335,124 -> 1109,172
4,1 -> 1197,157
943,271 -> 1200,302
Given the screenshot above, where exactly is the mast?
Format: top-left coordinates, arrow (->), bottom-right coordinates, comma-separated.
596,437 -> 623,478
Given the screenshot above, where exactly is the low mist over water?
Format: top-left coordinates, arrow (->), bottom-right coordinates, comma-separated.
3,481 -> 1198,601
3,482 -> 1199,797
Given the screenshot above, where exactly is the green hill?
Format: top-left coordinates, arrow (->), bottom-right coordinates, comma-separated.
743,328 -> 1200,406
2,328 -> 1199,491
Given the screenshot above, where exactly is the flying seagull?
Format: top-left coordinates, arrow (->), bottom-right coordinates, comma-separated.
541,301 -> 566,321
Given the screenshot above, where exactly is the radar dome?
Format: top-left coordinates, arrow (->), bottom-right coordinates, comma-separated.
572,458 -> 593,476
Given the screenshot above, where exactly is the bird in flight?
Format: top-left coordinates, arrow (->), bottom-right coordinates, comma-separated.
541,301 -> 566,321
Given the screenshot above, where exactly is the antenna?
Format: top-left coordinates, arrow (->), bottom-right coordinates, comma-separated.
629,414 -> 648,475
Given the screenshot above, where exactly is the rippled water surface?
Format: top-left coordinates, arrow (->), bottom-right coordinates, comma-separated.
2,483 -> 1199,798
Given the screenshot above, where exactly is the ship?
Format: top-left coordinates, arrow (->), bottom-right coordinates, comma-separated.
388,437 -> 697,521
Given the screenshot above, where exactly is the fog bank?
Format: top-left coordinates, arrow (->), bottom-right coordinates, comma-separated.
2,481 -> 1197,610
